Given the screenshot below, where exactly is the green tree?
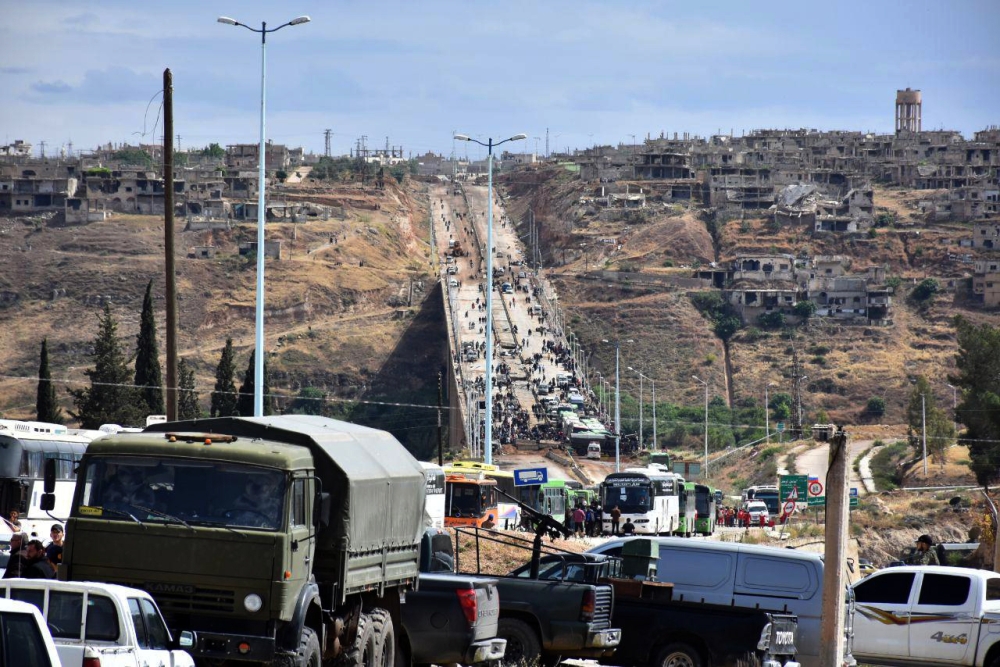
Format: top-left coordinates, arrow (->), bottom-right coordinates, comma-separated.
113,147 -> 152,166
237,351 -> 273,416
275,170 -> 288,182
210,338 -> 239,417
906,376 -> 952,463
36,338 -> 62,423
757,312 -> 785,329
289,387 -> 326,415
177,358 -> 200,420
953,317 -> 1000,486
793,300 -> 817,320
69,305 -> 144,428
910,278 -> 940,303
201,143 -> 225,159
134,280 -> 164,416
866,396 -> 886,417
769,392 -> 792,421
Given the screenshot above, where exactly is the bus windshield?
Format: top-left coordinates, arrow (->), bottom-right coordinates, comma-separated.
695,487 -> 712,515
74,456 -> 287,530
603,482 -> 652,513
447,483 -> 486,518
754,492 -> 780,515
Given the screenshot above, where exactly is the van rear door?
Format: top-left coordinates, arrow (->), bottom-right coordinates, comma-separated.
734,553 -> 821,664
655,546 -> 737,605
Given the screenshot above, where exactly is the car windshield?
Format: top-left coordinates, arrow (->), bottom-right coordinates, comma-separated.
74,456 -> 286,530
603,482 -> 652,513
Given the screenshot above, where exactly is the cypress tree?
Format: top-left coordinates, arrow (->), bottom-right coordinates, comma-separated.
134,280 -> 164,416
69,305 -> 144,428
237,350 -> 274,416
210,338 -> 238,417
36,338 -> 62,423
177,358 -> 201,420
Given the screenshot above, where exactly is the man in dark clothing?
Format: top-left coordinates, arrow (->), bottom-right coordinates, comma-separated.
22,540 -> 56,579
610,506 -> 622,535
2,533 -> 28,578
46,524 -> 64,570
622,519 -> 636,535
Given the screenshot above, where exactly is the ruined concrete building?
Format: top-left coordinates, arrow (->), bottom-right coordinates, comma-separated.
972,258 -> 1000,309
895,88 -> 922,134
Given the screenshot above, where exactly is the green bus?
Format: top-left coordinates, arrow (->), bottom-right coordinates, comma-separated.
517,478 -> 571,519
694,484 -> 716,536
676,481 -> 698,537
648,451 -> 672,469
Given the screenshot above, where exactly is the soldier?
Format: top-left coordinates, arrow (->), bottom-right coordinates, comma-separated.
909,534 -> 941,565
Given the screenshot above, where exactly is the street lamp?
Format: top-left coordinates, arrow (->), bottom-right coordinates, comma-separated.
764,381 -> 778,445
630,367 -> 655,451
693,375 -> 709,478
603,339 -> 633,471
628,366 -> 644,450
454,132 -> 527,465
218,14 -> 311,416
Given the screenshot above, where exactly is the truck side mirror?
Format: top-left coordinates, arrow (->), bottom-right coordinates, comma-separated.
177,630 -> 197,649
40,494 -> 56,511
314,492 -> 331,527
44,458 -> 56,493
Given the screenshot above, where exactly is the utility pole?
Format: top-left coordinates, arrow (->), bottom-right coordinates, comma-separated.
437,371 -> 444,466
819,426 -> 849,667
324,129 -> 332,157
545,128 -> 549,157
39,140 -> 47,158
176,134 -> 181,151
163,68 -> 179,420
922,393 -> 928,477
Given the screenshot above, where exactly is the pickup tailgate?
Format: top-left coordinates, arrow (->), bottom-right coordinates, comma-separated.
416,574 -> 500,640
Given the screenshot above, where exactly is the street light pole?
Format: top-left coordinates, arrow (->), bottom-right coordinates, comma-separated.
693,375 -> 709,479
218,14 -> 310,417
765,381 -> 777,445
615,344 -> 621,472
454,132 -> 526,465
628,366 -> 644,449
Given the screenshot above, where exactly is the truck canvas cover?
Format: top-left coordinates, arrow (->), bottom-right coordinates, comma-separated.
145,416 -> 425,556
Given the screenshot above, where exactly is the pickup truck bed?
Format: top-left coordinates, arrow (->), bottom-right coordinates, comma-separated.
402,573 -> 505,665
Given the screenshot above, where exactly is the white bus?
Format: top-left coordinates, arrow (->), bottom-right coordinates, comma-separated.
0,420 -> 98,539
601,468 -> 682,535
419,462 -> 446,530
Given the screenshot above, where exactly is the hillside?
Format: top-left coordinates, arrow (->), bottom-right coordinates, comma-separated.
499,165 -> 996,436
0,176 -> 448,457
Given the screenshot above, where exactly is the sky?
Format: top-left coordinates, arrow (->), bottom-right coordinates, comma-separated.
1,0 -> 998,159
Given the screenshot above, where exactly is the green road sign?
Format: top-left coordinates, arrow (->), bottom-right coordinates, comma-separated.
808,496 -> 825,507
777,422 -> 785,433
780,475 -> 808,504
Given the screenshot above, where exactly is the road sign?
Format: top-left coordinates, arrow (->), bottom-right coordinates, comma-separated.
807,496 -> 825,507
777,422 -> 785,433
783,500 -> 796,516
808,480 -> 824,496
850,487 -> 859,508
513,467 -> 548,486
780,475 -> 808,505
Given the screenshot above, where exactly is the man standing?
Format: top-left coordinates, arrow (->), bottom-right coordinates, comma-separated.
2,533 -> 27,578
22,540 -> 56,579
909,534 -> 941,565
572,506 -> 586,539
610,505 -> 622,536
45,524 -> 64,570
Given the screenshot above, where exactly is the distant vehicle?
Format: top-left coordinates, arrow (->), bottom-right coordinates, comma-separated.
445,473 -> 498,528
0,579 -> 195,667
447,265 -> 458,275
677,481 -> 698,536
693,484 -> 716,536
0,597 -> 62,667
449,277 -> 459,287
420,462 -> 446,529
743,484 -> 781,516
858,558 -> 876,576
587,443 -> 602,459
536,384 -> 550,395
501,282 -> 513,293
601,469 -> 682,535
743,500 -> 770,524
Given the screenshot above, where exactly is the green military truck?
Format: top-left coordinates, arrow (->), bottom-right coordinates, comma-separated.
47,416 -> 427,667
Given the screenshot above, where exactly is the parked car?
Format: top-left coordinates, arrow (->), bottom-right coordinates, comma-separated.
0,579 -> 195,667
743,500 -> 770,524
851,565 -> 1000,667
0,597 -> 62,667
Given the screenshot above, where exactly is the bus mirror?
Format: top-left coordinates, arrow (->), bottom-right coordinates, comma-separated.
43,458 -> 57,493
40,493 -> 55,511
314,492 -> 331,527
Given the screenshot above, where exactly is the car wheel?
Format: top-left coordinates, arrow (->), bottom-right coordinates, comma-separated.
655,642 -> 702,667
497,617 -> 542,665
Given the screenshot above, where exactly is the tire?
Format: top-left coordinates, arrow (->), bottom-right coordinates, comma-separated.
497,617 -> 542,665
345,612 -> 379,667
655,642 -> 702,667
370,608 -> 396,667
293,626 -> 321,667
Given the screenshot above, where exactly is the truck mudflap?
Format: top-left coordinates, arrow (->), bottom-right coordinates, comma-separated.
188,631 -> 276,662
465,637 -> 508,663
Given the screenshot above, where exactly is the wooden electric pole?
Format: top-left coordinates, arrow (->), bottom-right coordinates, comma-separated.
163,68 -> 179,420
820,426 -> 849,667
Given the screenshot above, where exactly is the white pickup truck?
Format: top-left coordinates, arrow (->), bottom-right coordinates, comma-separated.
851,565 -> 1000,667
0,579 -> 194,667
0,597 -> 63,666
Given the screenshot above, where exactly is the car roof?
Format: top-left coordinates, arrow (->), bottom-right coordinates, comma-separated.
1,579 -> 153,603
0,597 -> 47,615
865,565 -> 999,579
590,536 -> 823,564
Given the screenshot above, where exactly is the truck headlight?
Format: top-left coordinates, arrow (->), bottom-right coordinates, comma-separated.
244,594 -> 263,613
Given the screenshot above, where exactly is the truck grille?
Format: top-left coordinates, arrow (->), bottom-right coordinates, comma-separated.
592,587 -> 613,630
149,586 -> 236,614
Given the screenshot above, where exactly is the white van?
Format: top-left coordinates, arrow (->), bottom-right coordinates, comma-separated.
588,536 -> 850,667
587,443 -> 602,460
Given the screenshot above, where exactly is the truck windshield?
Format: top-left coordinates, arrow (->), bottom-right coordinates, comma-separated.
73,456 -> 286,531
603,483 -> 652,513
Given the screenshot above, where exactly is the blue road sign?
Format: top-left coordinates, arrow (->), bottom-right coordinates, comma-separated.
850,488 -> 859,497
514,467 -> 548,486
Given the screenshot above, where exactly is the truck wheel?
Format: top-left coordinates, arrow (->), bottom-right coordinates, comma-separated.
293,626 -> 321,667
370,608 -> 396,667
497,617 -> 541,665
655,642 -> 702,667
345,612 -> 379,667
